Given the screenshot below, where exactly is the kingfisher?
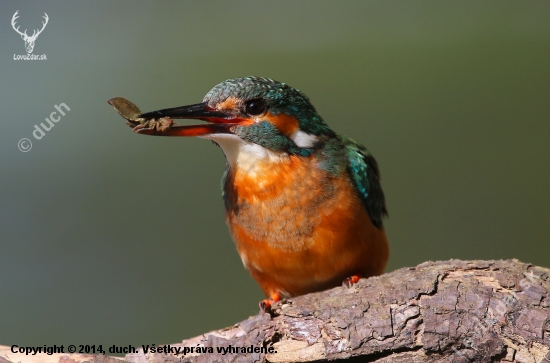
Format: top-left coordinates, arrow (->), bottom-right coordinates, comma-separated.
125,77 -> 389,311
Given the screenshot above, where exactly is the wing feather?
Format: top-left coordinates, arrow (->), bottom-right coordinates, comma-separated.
341,136 -> 387,228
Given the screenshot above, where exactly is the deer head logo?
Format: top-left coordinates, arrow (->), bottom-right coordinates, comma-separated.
11,11 -> 49,54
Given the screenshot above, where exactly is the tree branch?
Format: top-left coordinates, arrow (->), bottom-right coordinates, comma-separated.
2,260 -> 549,362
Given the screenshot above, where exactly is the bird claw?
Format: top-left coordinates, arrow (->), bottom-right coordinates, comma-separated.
259,299 -> 273,312
259,292 -> 283,313
342,274 -> 362,288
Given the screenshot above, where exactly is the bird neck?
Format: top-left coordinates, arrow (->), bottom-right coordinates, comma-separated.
201,133 -> 288,174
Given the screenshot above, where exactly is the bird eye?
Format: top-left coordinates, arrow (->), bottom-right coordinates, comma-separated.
245,99 -> 267,116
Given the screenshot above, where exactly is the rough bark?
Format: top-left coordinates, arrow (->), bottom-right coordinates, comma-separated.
2,259 -> 550,363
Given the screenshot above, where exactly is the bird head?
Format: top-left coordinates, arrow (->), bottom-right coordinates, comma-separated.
138,77 -> 335,166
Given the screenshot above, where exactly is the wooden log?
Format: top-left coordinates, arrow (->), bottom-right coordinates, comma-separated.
2,259 -> 549,363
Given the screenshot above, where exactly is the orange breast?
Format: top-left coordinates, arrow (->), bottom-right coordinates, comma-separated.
224,154 -> 389,298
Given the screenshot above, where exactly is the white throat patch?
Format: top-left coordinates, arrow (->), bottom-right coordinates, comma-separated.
200,134 -> 285,174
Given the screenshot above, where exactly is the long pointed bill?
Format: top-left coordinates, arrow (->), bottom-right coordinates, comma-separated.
135,102 -> 249,137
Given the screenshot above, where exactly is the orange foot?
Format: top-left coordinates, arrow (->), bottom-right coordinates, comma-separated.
259,292 -> 282,312
342,274 -> 363,288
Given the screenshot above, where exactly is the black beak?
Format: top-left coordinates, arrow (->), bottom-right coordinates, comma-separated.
133,102 -> 250,137
139,102 -> 239,123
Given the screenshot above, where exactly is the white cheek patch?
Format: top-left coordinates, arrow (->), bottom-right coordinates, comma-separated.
290,130 -> 318,148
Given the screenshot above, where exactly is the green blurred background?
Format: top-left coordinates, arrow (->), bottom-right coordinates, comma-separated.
1,0 -> 549,350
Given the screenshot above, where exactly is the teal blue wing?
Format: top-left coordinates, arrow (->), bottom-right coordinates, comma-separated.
341,136 -> 387,228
